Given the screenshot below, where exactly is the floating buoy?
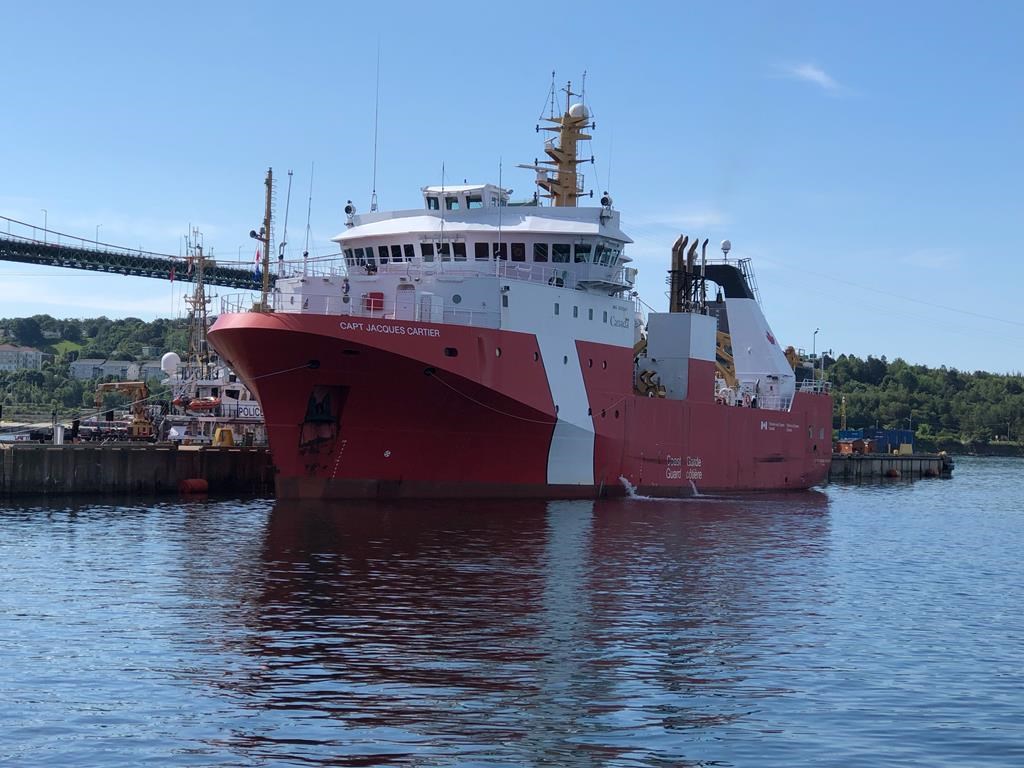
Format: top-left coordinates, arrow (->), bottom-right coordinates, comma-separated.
178,478 -> 209,494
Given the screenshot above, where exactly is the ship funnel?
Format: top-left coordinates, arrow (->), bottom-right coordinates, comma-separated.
669,235 -> 689,313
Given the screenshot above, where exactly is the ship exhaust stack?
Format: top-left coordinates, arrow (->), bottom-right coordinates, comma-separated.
669,235 -> 689,312
668,235 -> 711,313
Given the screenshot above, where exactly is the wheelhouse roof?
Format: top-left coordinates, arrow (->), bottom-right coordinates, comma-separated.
333,208 -> 632,244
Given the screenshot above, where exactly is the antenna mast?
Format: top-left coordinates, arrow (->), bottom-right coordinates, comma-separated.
260,167 -> 273,311
522,78 -> 594,207
279,169 -> 293,276
370,43 -> 381,212
184,229 -> 211,380
303,161 -> 314,276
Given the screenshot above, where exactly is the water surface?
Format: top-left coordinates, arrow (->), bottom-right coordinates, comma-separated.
1,457 -> 1021,766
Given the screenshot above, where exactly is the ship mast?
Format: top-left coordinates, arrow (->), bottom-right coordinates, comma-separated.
184,230 -> 211,381
533,80 -> 594,207
260,167 -> 273,310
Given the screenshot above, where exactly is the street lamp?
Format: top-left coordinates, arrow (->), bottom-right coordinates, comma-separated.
41,209 -> 47,244
95,224 -> 102,246
812,328 -> 820,357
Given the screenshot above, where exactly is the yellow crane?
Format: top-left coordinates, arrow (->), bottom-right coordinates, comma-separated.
95,381 -> 154,440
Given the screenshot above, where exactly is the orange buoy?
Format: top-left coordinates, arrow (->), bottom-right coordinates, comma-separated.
178,478 -> 209,494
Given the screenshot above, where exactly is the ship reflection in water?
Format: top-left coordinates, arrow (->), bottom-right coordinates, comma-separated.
6,463 -> 1021,766
201,493 -> 831,766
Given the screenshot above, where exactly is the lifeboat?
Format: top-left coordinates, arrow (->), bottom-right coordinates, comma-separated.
187,397 -> 221,411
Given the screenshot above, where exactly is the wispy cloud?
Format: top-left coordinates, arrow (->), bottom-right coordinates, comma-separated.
624,206 -> 728,231
899,247 -> 961,271
780,63 -> 842,93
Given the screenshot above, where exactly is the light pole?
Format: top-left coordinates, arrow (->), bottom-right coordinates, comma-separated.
41,209 -> 47,244
95,224 -> 102,246
812,328 -> 820,357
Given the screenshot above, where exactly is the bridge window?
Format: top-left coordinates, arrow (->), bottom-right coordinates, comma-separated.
534,243 -> 548,262
453,242 -> 467,261
344,248 -> 355,267
474,242 -> 489,260
554,303 -> 559,315
390,245 -> 402,262
552,244 -> 570,263
511,242 -> 525,262
467,195 -> 483,209
378,245 -> 389,264
354,247 -> 367,266
445,197 -> 459,210
573,306 -> 579,318
574,243 -> 592,263
421,243 -> 434,262
438,242 -> 451,261
404,244 -> 415,261
493,242 -> 508,260
427,196 -> 439,210
588,308 -> 594,320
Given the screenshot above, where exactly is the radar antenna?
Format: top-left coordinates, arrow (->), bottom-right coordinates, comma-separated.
519,77 -> 594,207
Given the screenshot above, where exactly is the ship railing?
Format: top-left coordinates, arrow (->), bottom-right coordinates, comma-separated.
797,378 -> 832,394
219,292 -> 501,329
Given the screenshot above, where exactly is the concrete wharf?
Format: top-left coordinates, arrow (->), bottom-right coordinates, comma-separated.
1,443 -> 273,497
829,452 -> 954,482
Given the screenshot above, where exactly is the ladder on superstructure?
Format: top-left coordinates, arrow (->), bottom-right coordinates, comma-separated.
737,258 -> 762,306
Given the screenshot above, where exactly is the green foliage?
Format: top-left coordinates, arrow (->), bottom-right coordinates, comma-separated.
0,314 -> 189,418
829,354 -> 1024,445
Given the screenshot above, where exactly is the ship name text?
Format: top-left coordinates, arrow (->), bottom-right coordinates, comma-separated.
339,321 -> 441,338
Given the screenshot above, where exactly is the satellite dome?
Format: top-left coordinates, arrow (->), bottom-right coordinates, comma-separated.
721,239 -> 732,254
568,102 -> 589,119
161,351 -> 181,374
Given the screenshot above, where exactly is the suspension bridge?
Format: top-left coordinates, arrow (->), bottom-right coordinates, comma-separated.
0,215 -> 273,290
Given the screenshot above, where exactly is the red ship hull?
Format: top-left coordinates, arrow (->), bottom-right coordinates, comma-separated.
209,313 -> 832,499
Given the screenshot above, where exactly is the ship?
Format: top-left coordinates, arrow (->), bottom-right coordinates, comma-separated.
160,232 -> 266,447
208,83 -> 832,498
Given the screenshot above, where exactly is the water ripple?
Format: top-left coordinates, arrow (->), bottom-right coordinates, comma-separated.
1,458 -> 1022,765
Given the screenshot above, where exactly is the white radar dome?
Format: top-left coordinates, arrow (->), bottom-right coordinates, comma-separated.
568,102 -> 589,119
160,352 -> 181,374
721,239 -> 732,254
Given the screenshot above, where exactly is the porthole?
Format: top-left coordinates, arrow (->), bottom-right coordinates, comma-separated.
444,347 -> 458,357
563,355 -> 568,365
452,294 -> 462,304
614,410 -> 620,419
602,361 -> 607,370
495,347 -> 502,358
532,351 -> 539,362
588,359 -> 593,368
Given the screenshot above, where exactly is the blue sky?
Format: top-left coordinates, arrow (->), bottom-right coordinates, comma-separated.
2,1 -> 1022,372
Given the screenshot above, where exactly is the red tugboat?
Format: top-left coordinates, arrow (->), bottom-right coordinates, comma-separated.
209,84 -> 832,499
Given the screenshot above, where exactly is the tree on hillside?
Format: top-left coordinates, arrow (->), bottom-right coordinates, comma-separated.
10,317 -> 44,348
